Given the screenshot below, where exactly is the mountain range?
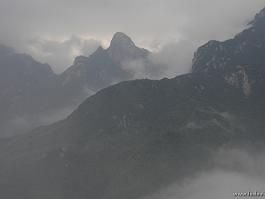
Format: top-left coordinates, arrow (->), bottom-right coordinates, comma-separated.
0,32 -> 161,136
1,6 -> 265,199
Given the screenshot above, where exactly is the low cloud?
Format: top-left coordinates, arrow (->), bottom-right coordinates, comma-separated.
142,147 -> 265,199
0,105 -> 78,137
149,39 -> 196,78
26,36 -> 100,73
144,170 -> 265,199
120,39 -> 195,79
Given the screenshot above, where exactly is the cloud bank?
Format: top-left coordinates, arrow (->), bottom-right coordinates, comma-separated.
142,147 -> 265,199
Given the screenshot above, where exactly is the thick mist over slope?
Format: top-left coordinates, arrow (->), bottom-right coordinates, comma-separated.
143,147 -> 265,199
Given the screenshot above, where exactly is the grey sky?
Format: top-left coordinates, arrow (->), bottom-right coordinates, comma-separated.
0,0 -> 264,74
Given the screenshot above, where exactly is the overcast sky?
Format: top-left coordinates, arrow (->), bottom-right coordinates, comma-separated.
0,0 -> 264,74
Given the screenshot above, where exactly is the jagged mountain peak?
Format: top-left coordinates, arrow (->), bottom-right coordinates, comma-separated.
107,32 -> 149,63
73,46 -> 105,65
110,32 -> 136,48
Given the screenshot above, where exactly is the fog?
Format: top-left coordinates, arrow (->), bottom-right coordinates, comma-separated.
142,147 -> 265,199
118,39 -> 195,79
0,106 -> 76,137
148,39 -> 196,78
27,36 -> 100,73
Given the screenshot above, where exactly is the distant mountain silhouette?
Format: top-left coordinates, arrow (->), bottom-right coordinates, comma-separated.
60,32 -> 154,98
0,33 -> 162,136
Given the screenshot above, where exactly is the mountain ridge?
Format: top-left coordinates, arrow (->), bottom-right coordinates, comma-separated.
0,32 -> 158,136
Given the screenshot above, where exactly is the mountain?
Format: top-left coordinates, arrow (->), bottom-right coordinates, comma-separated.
0,45 -> 67,136
107,32 -> 149,63
1,7 -> 265,199
0,33 -> 157,137
192,6 -> 265,80
0,75 -> 246,199
60,32 -> 151,96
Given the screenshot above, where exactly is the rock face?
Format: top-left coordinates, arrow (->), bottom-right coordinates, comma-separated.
1,7 -> 265,199
191,6 -> 265,100
192,7 -> 265,97
192,9 -> 265,75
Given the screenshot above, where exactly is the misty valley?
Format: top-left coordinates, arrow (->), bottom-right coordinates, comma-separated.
1,3 -> 265,199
